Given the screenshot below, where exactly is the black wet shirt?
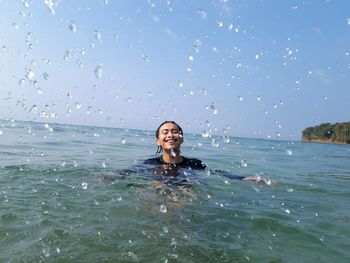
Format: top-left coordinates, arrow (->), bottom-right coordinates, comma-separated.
143,156 -> 207,170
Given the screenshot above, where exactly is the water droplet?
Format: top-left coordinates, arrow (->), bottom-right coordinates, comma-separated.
160,204 -> 167,213
94,65 -> 103,79
75,102 -> 82,109
241,160 -> 248,168
62,50 -> 70,61
211,138 -> 219,148
121,138 -> 126,144
101,161 -> 106,168
189,55 -> 194,61
197,9 -> 207,19
141,54 -> 149,61
68,20 -> 77,32
238,96 -> 243,101
223,135 -> 230,143
286,186 -> 294,193
86,106 -> 92,114
43,72 -> 50,80
23,0 -> 30,8
202,130 -> 210,138
178,81 -> 184,88
286,149 -> 293,155
37,88 -> 43,94
192,39 -> 202,53
12,22 -> 19,29
170,238 -> 177,246
162,226 -> 169,234
283,208 -> 291,214
81,182 -> 88,190
42,247 -> 50,258
25,68 -> 35,80
347,18 -> 350,25
67,92 -> 72,99
265,176 -> 272,185
56,247 -> 60,254
208,103 -> 218,114
170,149 -> 176,157
257,96 -> 261,101
18,79 -> 25,87
60,161 -> 66,167
217,21 -> 223,27
94,30 -> 102,41
323,96 -> 328,100
44,0 -> 56,15
0,129 -> 3,135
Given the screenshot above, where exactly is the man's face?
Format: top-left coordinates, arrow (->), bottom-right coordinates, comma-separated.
156,122 -> 183,152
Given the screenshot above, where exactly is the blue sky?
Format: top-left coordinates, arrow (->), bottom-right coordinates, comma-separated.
1,0 -> 349,140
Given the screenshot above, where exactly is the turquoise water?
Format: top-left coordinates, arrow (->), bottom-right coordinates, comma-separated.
1,120 -> 349,262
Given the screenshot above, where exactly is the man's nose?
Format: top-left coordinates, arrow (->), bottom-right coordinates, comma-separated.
167,131 -> 174,137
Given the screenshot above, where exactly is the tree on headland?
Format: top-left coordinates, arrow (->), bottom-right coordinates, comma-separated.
302,122 -> 350,144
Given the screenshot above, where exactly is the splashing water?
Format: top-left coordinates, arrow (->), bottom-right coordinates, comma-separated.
81,182 -> 88,190
160,204 -> 167,213
286,186 -> 294,193
18,79 -> 25,87
43,72 -> 50,80
25,68 -> 35,80
94,30 -> 102,41
241,159 -> 248,167
44,0 -> 56,15
68,21 -> 77,32
170,149 -> 177,157
94,65 -> 103,79
211,138 -> 219,148
223,135 -> 230,143
202,130 -> 210,138
192,39 -> 201,53
75,102 -> 82,109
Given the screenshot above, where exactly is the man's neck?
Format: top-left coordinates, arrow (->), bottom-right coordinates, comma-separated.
162,150 -> 182,164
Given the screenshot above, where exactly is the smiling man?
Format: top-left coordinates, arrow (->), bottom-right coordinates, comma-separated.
142,121 -> 275,184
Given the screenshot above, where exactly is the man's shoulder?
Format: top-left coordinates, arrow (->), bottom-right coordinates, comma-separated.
182,157 -> 207,169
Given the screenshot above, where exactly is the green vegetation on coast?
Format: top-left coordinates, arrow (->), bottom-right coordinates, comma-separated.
302,122 -> 350,144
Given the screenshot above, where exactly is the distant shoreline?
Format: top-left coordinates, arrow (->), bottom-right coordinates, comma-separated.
301,122 -> 350,145
301,139 -> 349,145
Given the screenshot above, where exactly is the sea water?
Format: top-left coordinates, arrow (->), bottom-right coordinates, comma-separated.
0,120 -> 349,262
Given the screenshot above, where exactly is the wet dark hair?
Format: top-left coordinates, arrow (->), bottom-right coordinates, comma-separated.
155,121 -> 183,154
